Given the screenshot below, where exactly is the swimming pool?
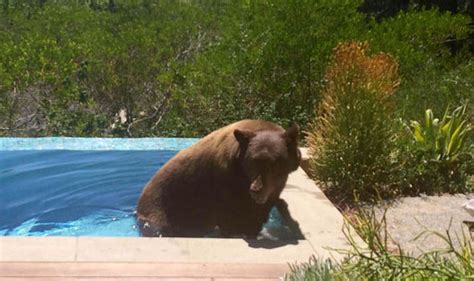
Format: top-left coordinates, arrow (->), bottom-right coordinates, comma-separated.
0,138 -> 298,239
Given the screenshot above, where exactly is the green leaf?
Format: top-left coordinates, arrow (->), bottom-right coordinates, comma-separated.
411,121 -> 425,143
446,120 -> 466,157
425,109 -> 433,130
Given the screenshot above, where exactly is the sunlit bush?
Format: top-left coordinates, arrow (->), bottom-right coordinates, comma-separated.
306,42 -> 400,202
0,2 -> 471,137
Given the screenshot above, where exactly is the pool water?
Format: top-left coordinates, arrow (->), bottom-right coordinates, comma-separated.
0,150 -> 296,239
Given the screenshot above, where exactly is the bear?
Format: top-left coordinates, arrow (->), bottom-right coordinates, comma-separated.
136,119 -> 301,237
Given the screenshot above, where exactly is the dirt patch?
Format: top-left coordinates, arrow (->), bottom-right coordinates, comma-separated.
372,193 -> 473,256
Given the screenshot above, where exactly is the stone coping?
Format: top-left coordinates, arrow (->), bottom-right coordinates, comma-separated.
1,262 -> 290,279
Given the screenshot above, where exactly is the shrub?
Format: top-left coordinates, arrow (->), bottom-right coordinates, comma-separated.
365,8 -> 473,121
396,59 -> 474,123
166,0 -> 368,136
398,105 -> 473,195
0,1 -> 219,137
306,42 -> 400,203
0,2 -> 471,137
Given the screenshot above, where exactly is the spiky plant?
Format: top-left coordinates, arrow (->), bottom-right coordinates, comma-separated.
410,104 -> 472,162
306,42 -> 400,203
401,104 -> 473,194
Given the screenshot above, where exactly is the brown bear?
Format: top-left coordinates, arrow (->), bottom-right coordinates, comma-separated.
136,119 -> 301,237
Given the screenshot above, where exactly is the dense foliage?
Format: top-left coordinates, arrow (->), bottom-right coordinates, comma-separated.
0,0 -> 472,138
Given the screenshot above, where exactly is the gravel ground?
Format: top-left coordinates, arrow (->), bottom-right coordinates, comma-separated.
373,193 -> 473,256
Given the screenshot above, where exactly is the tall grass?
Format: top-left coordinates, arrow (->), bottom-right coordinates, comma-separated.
285,208 -> 474,280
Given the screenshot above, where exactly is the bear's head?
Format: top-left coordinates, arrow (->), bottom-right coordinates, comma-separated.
234,124 -> 301,204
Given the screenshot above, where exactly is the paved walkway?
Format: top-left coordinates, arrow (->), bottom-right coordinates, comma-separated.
1,262 -> 288,280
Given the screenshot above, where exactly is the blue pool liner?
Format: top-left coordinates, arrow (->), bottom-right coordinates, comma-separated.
0,137 -> 199,151
0,138 -> 299,239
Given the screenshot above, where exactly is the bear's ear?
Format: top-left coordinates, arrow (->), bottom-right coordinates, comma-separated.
283,123 -> 299,146
234,129 -> 255,146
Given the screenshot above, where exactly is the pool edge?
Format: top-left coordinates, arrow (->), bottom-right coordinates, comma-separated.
0,137 -> 199,151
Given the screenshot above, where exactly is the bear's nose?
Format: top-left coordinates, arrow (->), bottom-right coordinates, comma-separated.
250,176 -> 263,192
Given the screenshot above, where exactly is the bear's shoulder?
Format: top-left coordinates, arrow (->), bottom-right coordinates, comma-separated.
179,120 -> 284,171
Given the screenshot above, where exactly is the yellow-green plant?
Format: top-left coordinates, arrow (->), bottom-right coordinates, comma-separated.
399,104 -> 473,194
410,105 -> 472,161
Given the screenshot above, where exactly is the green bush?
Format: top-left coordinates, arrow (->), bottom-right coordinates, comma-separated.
0,1 -> 219,136
306,42 -> 400,203
395,60 -> 474,122
398,105 -> 473,195
0,1 -> 471,137
164,0 -> 368,136
365,8 -> 473,120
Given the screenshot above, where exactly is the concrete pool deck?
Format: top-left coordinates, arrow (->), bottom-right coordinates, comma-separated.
0,147 -> 354,280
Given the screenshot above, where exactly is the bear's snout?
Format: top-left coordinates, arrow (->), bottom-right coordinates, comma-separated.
249,176 -> 268,204
250,190 -> 266,204
250,175 -> 263,192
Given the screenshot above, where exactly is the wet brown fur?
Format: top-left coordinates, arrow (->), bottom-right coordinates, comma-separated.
136,119 -> 300,237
